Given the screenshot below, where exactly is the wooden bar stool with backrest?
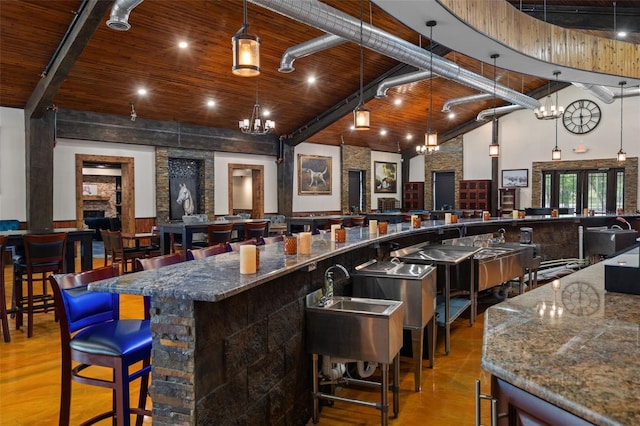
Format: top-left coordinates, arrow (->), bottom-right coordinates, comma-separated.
207,223 -> 234,246
325,217 -> 344,230
350,216 -> 365,227
186,244 -> 229,260
244,221 -> 268,241
49,264 -> 152,426
135,252 -> 184,271
0,236 -> 10,342
13,232 -> 67,338
107,230 -> 147,274
100,229 -> 113,267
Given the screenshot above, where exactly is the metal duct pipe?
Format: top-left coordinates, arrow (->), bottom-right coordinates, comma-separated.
476,105 -> 523,121
249,0 -> 541,110
375,70 -> 432,98
106,0 -> 144,31
615,87 -> 640,99
279,34 -> 347,73
572,82 -> 615,104
442,93 -> 493,112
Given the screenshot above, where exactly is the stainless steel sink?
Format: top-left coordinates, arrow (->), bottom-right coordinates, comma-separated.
306,296 -> 403,364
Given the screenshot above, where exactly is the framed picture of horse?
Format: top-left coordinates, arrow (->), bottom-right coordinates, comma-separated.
374,161 -> 397,193
298,154 -> 332,195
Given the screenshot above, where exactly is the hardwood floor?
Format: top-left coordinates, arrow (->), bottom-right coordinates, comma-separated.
1,257 -> 494,425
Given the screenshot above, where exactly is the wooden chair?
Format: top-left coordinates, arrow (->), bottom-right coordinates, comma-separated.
49,264 -> 151,426
0,236 -> 10,342
350,216 -> 366,227
100,229 -> 113,266
186,243 -> 229,260
207,223 -> 234,246
13,232 -> 67,338
244,221 -> 268,241
107,230 -> 147,274
325,217 -> 344,230
139,226 -> 161,258
136,252 -> 184,271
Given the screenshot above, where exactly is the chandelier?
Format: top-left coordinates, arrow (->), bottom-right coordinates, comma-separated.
239,82 -> 275,135
534,71 -> 563,120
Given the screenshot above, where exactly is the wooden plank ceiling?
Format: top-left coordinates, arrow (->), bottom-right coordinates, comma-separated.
0,0 -> 637,153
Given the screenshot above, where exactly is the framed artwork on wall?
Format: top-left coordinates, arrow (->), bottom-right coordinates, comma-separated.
502,169 -> 528,187
298,154 -> 332,195
374,161 -> 397,193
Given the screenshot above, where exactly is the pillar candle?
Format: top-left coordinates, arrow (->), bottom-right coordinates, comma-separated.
369,220 -> 377,234
299,232 -> 312,254
444,213 -> 452,224
583,208 -> 589,216
239,245 -> 257,274
512,210 -> 519,219
330,224 -> 341,241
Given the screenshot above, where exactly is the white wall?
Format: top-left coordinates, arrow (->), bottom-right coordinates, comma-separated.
408,155 -> 424,182
232,176 -> 253,209
464,85 -> 640,208
292,143 -> 342,212
0,107 -> 26,220
53,138 -> 156,220
371,151 -> 403,209
214,152 -> 278,215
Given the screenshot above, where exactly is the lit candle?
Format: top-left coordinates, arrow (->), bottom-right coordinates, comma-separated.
512,210 -> 519,219
369,220 -> 377,234
330,224 -> 341,241
444,213 -> 451,224
239,245 -> 257,274
299,232 -> 312,254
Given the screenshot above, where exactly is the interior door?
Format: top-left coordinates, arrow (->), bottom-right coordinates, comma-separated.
433,171 -> 455,210
348,170 -> 365,213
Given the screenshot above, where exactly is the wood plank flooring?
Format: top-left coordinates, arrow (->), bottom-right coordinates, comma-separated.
1,258 -> 495,425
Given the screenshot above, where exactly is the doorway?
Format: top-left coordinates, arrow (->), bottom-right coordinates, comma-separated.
348,170 -> 366,214
75,155 -> 135,235
228,164 -> 264,218
433,171 -> 455,210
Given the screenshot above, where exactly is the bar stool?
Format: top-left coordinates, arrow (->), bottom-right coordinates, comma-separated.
207,223 -> 234,246
186,244 -> 229,260
106,231 -> 147,274
100,229 -> 113,267
325,217 -> 344,230
0,236 -> 10,342
13,232 -> 67,338
350,216 -> 366,227
49,265 -> 152,426
244,221 -> 268,241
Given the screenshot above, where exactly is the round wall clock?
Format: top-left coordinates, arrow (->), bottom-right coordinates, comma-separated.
562,99 -> 601,134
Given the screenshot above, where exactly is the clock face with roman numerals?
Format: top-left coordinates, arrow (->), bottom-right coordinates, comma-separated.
562,99 -> 601,134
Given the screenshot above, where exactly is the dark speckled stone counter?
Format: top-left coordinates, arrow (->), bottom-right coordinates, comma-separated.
482,247 -> 640,426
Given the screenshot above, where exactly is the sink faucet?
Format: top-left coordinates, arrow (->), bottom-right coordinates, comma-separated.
323,264 -> 350,300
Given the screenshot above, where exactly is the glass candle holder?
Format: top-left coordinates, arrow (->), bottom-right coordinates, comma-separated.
284,235 -> 297,255
378,221 -> 388,234
335,228 -> 346,243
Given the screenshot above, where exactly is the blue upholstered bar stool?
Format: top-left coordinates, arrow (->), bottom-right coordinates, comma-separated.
13,232 -> 67,338
49,264 -> 152,426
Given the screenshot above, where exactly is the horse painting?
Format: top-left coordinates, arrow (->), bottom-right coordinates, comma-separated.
176,183 -> 195,215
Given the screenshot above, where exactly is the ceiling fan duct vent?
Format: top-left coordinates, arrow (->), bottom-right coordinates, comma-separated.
107,0 -> 144,31
279,34 -> 346,73
249,0 -> 541,110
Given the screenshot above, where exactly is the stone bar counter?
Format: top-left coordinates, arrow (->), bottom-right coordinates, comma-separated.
481,247 -> 640,426
89,215 -> 638,425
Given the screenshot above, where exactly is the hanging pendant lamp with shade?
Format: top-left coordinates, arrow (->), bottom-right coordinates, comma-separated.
417,20 -> 437,155
232,0 -> 261,77
617,81 -> 626,162
353,0 -> 370,130
551,71 -> 562,161
489,53 -> 500,157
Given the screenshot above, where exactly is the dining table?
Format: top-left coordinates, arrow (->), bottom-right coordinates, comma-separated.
121,232 -> 158,250
159,219 -> 270,258
0,227 -> 94,272
287,215 -> 352,233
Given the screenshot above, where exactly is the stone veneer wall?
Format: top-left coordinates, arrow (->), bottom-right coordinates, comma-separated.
156,148 -> 215,223
149,248 -> 375,425
341,145 -> 372,213
531,157 -> 638,213
423,137 -> 464,210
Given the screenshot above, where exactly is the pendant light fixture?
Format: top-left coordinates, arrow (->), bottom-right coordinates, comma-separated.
534,70 -> 564,119
617,81 -> 627,161
353,0 -> 370,130
551,71 -> 562,160
232,0 -> 261,77
488,53 -> 500,157
417,20 -> 437,155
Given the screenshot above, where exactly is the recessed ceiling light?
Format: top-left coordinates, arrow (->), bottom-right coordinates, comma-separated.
350,124 -> 355,131
448,112 -> 455,119
307,76 -> 316,84
406,134 -> 413,140
137,88 -> 147,95
380,129 -> 387,136
207,100 -> 215,107
178,41 -> 188,49
617,31 -> 627,38
394,99 -> 402,106
263,109 -> 271,117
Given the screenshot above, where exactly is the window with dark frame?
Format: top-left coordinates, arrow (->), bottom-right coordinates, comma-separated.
542,167 -> 625,214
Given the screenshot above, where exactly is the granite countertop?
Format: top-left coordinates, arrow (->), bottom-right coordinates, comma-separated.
482,247 -> 640,426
